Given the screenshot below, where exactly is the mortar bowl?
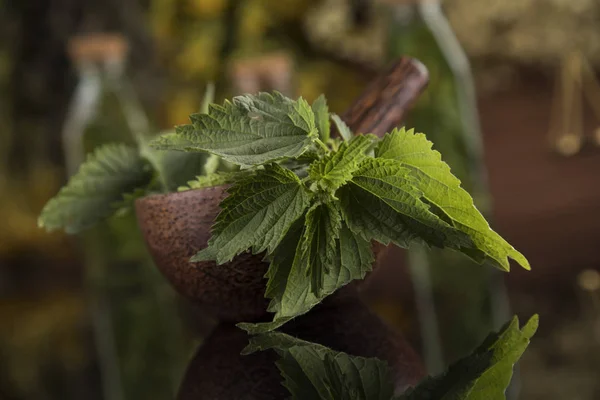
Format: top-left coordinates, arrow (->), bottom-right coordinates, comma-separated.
135,186 -> 389,322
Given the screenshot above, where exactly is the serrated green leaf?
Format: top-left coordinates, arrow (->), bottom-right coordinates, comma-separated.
398,315 -> 538,400
191,164 -> 312,264
303,202 -> 342,295
155,149 -> 209,191
312,95 -> 331,142
242,332 -> 395,400
149,91 -> 319,166
112,186 -> 153,217
339,158 -> 472,250
140,126 -> 209,192
309,135 -> 376,192
239,221 -> 374,334
177,170 -> 254,191
376,128 -> 529,271
332,114 -> 353,142
38,144 -> 153,234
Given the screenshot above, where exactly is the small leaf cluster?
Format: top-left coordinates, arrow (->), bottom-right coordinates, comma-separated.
150,91 -> 529,332
244,315 -> 538,400
38,89 -> 216,233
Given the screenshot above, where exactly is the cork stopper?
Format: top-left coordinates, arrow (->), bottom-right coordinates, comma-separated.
67,33 -> 128,65
228,52 -> 294,94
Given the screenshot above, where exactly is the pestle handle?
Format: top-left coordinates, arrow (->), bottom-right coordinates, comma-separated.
340,57 -> 429,137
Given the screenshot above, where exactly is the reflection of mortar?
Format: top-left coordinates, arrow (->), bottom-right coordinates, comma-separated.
135,57 -> 430,396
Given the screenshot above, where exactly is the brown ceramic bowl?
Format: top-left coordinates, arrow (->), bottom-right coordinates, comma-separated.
135,186 -> 270,322
177,325 -> 287,400
135,186 -> 390,323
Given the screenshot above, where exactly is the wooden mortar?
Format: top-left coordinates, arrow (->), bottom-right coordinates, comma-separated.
135,57 -> 428,322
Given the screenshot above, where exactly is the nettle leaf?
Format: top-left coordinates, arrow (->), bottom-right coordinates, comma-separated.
239,221 -> 374,334
312,95 -> 331,142
177,170 -> 254,192
398,315 -> 538,400
242,332 -> 395,400
303,202 -> 342,295
153,148 -> 209,191
331,114 -> 353,142
376,128 -> 529,271
339,158 -> 472,250
309,135 -> 376,192
192,164 -> 312,264
38,144 -> 153,234
112,186 -> 153,217
149,92 -> 318,166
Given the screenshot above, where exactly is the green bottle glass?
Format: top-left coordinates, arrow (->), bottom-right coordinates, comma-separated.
69,70 -> 192,400
382,0 -> 511,376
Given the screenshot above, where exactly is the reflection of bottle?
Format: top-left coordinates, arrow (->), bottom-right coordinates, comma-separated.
382,0 -> 511,378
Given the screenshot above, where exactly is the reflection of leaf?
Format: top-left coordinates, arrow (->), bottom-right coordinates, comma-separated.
243,315 -> 537,400
38,144 -> 153,233
242,331 -> 395,400
398,315 -> 538,400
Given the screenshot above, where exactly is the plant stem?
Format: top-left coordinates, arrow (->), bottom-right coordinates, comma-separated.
314,138 -> 330,153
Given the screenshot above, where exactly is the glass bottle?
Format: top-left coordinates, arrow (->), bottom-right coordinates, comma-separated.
381,0 -> 513,382
63,35 -> 193,400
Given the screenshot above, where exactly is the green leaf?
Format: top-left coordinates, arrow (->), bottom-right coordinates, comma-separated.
139,126 -> 209,192
312,94 -> 331,142
339,158 -> 472,250
191,164 -> 312,264
239,221 -> 374,334
177,170 -> 254,191
309,135 -> 376,192
398,315 -> 538,400
303,202 -> 342,295
149,91 -> 319,166
38,143 -> 153,234
331,114 -> 353,142
154,149 -> 209,191
376,128 -> 529,271
112,187 -> 153,217
242,332 -> 395,400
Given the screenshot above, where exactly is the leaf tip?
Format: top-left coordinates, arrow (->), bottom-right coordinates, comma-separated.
190,247 -> 217,263
523,314 -> 539,338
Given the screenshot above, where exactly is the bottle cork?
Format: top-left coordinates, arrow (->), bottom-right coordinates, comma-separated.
67,33 -> 128,65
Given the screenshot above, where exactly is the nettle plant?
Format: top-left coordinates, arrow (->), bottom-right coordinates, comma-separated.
39,91 -> 537,399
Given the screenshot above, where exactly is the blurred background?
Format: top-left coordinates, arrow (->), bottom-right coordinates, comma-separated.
1,0 -> 600,399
